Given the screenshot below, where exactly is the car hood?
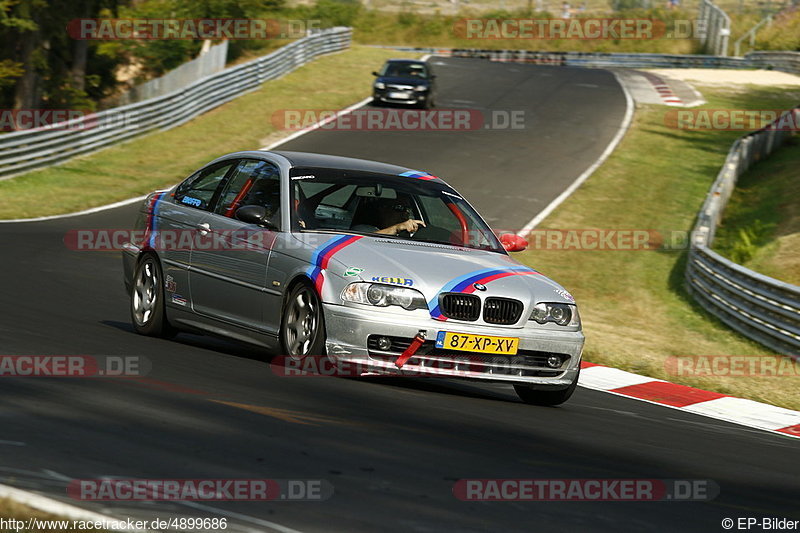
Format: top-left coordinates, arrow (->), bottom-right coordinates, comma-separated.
293,233 -> 576,309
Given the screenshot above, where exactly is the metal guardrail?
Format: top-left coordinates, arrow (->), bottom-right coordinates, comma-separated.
746,50 -> 800,74
698,0 -> 731,56
380,46 -> 800,74
686,108 -> 800,357
109,41 -> 230,107
0,28 -> 352,180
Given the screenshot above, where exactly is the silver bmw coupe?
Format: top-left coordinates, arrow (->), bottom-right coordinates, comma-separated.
122,151 -> 584,405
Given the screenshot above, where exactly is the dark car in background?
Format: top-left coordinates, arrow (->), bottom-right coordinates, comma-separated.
372,59 -> 436,109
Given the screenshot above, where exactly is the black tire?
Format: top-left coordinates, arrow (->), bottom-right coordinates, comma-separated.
280,281 -> 327,359
514,367 -> 580,406
130,254 -> 176,337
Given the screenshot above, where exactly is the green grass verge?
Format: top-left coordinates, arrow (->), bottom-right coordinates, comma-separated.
713,139 -> 800,286
0,497 -> 109,533
0,46 -> 419,220
349,8 -> 699,54
514,84 -> 800,411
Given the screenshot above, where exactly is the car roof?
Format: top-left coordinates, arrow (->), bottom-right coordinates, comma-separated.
207,150 -> 445,184
384,59 -> 426,65
273,151 -> 419,176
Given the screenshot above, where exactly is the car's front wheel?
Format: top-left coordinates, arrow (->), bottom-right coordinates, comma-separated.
130,254 -> 175,337
514,367 -> 580,406
281,282 -> 326,359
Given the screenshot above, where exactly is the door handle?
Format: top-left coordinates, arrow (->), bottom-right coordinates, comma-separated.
196,223 -> 210,236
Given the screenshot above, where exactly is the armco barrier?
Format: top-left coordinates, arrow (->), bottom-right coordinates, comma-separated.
111,40 -> 230,107
380,45 -> 800,74
686,108 -> 800,358
0,27 -> 352,180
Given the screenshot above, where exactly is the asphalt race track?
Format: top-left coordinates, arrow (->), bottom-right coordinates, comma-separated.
0,57 -> 798,532
279,57 -> 629,230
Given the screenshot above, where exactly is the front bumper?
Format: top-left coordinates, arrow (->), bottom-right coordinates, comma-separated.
324,303 -> 584,388
373,89 -> 428,105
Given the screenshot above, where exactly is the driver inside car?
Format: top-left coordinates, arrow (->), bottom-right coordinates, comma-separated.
349,196 -> 425,236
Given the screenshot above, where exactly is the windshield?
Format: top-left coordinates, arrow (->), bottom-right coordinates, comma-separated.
290,167 -> 504,253
380,61 -> 428,79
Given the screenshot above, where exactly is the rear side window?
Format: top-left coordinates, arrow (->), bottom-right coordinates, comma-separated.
174,161 -> 235,211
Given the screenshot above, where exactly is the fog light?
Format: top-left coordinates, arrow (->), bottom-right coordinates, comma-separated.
546,355 -> 562,368
376,337 -> 392,351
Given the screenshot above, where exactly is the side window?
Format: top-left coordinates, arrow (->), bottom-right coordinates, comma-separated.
214,159 -> 282,224
174,161 -> 235,211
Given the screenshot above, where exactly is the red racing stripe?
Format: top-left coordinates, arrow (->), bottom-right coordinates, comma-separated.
320,236 -> 362,270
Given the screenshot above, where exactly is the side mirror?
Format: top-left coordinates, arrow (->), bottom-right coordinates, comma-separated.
235,205 -> 277,230
500,233 -> 528,252
372,71 -> 379,76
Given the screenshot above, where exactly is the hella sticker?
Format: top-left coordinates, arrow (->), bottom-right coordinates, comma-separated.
372,276 -> 414,287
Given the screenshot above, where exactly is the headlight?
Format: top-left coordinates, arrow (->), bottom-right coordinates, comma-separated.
529,303 -> 580,327
342,283 -> 427,311
414,85 -> 427,91
374,82 -> 386,90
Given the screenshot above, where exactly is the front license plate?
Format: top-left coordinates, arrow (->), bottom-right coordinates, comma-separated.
388,91 -> 410,99
435,331 -> 519,355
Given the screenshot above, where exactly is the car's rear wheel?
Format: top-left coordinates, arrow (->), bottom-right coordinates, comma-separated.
514,367 -> 580,406
281,282 -> 326,359
130,254 -> 175,337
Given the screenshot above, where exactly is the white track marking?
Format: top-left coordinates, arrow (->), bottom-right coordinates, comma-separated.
260,97 -> 372,151
516,70 -> 635,237
177,501 -> 305,533
578,366 -> 664,391
0,195 -> 147,224
683,397 -> 800,432
0,483 -> 149,532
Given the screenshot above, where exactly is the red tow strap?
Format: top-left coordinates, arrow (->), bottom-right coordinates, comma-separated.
395,333 -> 426,369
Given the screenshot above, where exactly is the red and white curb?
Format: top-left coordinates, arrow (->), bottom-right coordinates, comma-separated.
579,361 -> 800,439
637,71 -> 683,106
